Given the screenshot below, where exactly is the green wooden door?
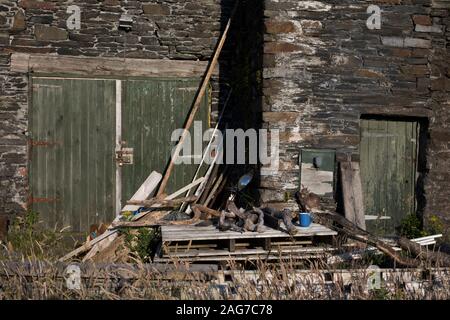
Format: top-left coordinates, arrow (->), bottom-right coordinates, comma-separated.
30,77 -> 209,233
30,78 -> 117,233
121,79 -> 209,204
360,119 -> 419,236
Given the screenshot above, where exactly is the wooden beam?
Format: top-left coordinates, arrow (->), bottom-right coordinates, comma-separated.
340,162 -> 366,230
60,171 -> 162,262
11,53 -> 216,78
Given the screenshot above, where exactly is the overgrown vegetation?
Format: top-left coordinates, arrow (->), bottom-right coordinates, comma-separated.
0,211 -> 74,261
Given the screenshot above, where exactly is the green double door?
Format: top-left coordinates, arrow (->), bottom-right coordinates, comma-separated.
360,119 -> 420,236
30,77 -> 208,233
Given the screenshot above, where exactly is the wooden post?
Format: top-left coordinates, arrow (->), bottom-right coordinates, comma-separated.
156,1 -> 239,197
340,162 -> 366,230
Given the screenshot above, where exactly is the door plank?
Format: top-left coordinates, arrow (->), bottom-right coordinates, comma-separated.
360,119 -> 419,236
340,162 -> 366,229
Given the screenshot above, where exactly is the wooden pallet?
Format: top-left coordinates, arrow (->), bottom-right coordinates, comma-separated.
155,223 -> 338,263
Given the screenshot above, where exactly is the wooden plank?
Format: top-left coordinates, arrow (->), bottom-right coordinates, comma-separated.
122,79 -> 209,200
83,171 -> 162,262
161,247 -> 335,258
115,80 -> 122,215
340,162 -> 356,226
11,53 -> 216,78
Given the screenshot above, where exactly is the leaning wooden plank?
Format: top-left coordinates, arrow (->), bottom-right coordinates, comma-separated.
156,1 -> 239,197
340,162 -> 366,230
60,171 -> 162,262
126,195 -> 198,208
122,171 -> 163,212
130,177 -> 205,222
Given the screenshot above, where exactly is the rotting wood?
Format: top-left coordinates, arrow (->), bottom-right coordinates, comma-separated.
340,162 -> 366,229
11,53 -> 216,78
156,1 -> 239,197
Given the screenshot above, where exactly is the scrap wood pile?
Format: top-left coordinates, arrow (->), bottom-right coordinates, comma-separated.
58,0 -> 450,266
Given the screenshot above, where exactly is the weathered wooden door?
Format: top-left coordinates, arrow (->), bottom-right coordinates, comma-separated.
30,78 -> 117,233
360,119 -> 419,235
30,77 -> 209,233
121,79 -> 209,205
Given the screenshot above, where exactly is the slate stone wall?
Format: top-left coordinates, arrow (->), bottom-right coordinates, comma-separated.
260,0 -> 450,237
0,0 -> 242,216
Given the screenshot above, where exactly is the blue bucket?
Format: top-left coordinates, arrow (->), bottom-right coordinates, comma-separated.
299,212 -> 312,228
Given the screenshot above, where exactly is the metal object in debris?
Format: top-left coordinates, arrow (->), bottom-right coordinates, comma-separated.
367,265 -> 381,290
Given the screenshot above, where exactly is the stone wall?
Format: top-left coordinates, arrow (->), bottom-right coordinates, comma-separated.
0,0 -> 243,216
261,0 -> 449,237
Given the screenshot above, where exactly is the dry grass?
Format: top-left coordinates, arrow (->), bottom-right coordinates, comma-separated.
0,252 -> 449,300
0,213 -> 449,300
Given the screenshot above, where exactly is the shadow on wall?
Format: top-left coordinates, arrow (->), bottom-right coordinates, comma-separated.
217,0 -> 264,205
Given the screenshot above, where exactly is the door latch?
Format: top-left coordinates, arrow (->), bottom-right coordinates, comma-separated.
116,143 -> 134,166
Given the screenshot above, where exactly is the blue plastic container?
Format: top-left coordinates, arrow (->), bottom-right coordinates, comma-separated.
299,212 -> 312,228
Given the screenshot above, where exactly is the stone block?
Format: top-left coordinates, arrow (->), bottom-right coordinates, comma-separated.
413,15 -> 432,26
415,24 -> 443,33
381,36 -> 404,47
143,4 -> 170,15
18,0 -> 56,11
404,37 -> 432,48
11,9 -> 26,32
